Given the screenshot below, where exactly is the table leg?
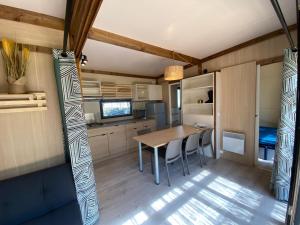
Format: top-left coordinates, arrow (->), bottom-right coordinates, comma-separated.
154,147 -> 160,185
138,142 -> 143,172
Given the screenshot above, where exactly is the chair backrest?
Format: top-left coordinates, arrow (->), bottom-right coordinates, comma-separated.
185,133 -> 201,153
201,128 -> 213,146
166,138 -> 183,161
137,128 -> 151,135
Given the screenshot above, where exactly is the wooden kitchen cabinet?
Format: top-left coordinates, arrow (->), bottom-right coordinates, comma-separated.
142,120 -> 156,131
126,120 -> 156,151
126,123 -> 143,151
87,120 -> 156,162
134,84 -> 162,101
88,133 -> 109,161
148,85 -> 162,100
107,126 -> 127,155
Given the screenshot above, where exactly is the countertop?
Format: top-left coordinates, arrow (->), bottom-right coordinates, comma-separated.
87,118 -> 154,129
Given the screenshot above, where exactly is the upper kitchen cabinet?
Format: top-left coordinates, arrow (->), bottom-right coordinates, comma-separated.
134,84 -> 162,101
148,85 -> 162,100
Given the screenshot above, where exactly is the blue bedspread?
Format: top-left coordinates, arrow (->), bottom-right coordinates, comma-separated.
259,126 -> 277,148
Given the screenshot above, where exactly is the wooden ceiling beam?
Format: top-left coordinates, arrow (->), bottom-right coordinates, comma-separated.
88,28 -> 202,65
81,68 -> 156,80
0,4 -> 64,30
69,0 -> 103,59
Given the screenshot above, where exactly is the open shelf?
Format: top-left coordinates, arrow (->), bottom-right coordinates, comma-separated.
82,80 -> 101,98
0,92 -> 47,113
182,72 -> 215,127
183,85 -> 213,92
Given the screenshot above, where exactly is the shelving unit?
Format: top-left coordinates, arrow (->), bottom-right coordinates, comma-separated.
182,72 -> 215,127
0,92 -> 47,113
82,80 -> 102,99
81,80 -> 133,99
134,84 -> 149,101
116,84 -> 133,98
101,82 -> 117,98
101,83 -> 133,99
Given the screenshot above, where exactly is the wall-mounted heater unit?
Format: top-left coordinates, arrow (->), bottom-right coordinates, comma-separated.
222,131 -> 245,155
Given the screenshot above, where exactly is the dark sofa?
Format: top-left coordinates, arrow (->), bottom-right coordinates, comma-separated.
0,164 -> 83,225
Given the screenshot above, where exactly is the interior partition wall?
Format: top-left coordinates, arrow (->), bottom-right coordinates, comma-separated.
53,49 -> 100,225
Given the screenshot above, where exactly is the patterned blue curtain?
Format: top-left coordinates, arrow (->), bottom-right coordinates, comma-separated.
53,49 -> 100,225
271,49 -> 298,201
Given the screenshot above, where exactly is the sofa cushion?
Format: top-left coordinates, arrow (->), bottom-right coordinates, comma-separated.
0,164 -> 81,225
21,201 -> 82,225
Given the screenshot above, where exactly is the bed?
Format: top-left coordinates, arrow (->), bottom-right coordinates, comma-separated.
259,126 -> 277,160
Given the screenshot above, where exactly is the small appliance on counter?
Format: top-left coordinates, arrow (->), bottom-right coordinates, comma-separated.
85,113 -> 96,124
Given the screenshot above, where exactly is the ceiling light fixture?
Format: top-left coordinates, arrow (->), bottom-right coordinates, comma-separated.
81,54 -> 88,66
164,65 -> 183,81
164,52 -> 183,81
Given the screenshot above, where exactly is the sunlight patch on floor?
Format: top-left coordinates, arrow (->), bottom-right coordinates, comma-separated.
167,197 -> 239,225
181,181 -> 194,190
151,187 -> 184,212
122,211 -> 149,225
208,176 -> 263,209
198,189 -> 253,223
192,170 -> 210,182
270,201 -> 287,223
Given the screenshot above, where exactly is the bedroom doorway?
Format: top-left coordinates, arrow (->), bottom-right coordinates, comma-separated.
256,62 -> 283,169
169,82 -> 181,127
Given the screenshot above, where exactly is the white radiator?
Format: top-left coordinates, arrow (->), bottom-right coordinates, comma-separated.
222,131 -> 245,155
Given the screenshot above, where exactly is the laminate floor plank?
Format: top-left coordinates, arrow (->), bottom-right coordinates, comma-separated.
94,151 -> 286,225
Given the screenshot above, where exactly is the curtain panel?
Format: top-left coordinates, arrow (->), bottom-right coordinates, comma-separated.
53,49 -> 100,225
271,48 -> 298,201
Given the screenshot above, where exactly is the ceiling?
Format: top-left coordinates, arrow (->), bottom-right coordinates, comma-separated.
0,0 -> 297,76
0,0 -> 66,18
83,40 -> 185,76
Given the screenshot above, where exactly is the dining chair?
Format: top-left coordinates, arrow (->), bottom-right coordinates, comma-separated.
183,132 -> 203,175
199,128 -> 214,165
163,138 -> 185,186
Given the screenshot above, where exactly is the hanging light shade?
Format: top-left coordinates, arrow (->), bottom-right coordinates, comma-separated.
164,65 -> 184,81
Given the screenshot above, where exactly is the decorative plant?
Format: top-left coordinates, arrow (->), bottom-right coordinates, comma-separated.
1,38 -> 30,93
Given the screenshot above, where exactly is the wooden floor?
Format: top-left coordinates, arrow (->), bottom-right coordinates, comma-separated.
94,151 -> 287,225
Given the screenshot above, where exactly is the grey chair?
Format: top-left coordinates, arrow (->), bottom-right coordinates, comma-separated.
163,138 -> 185,186
199,128 -> 214,165
183,132 -> 203,175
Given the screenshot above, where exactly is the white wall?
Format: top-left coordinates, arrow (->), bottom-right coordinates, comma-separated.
259,62 -> 283,127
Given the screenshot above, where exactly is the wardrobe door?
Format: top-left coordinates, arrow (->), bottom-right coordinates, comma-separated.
218,61 -> 256,166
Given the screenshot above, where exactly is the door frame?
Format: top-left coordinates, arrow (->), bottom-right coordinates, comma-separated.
255,65 -> 261,168
168,82 -> 181,126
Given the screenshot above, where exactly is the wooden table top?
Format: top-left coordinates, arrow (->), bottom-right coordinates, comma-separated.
133,125 -> 205,148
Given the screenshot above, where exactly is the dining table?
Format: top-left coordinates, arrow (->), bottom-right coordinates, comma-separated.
133,125 -> 205,185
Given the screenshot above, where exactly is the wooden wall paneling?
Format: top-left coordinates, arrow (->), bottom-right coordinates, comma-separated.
218,62 -> 256,166
0,19 -> 64,49
202,31 -> 297,72
0,4 -> 64,30
201,24 -> 297,63
0,52 -> 64,180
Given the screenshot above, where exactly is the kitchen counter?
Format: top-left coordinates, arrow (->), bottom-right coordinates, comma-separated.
87,118 -> 154,129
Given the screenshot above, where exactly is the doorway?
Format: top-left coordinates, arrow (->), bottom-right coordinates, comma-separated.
256,62 -> 283,169
169,82 -> 181,127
